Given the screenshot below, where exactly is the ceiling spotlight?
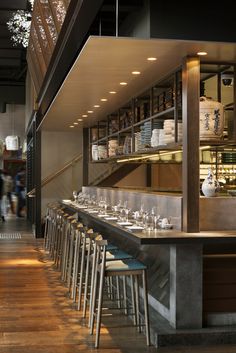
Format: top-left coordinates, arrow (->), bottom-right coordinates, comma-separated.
147,57 -> 157,61
94,105 -> 100,108
197,51 -> 207,56
109,91 -> 116,94
69,125 -> 74,128
73,122 -> 78,125
87,110 -> 93,113
132,71 -> 141,75
82,114 -> 88,117
120,82 -> 127,85
101,98 -> 108,101
77,118 -> 83,122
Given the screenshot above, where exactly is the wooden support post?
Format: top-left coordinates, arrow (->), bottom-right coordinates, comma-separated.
35,125 -> 42,237
233,65 -> 236,141
83,128 -> 89,186
182,56 -> 200,232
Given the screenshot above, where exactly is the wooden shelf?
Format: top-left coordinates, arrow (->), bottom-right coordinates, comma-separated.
90,140 -> 236,163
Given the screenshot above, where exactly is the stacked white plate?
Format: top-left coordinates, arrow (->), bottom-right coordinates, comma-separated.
108,139 -> 118,157
98,145 -> 107,159
151,129 -> 160,147
134,132 -> 142,151
91,144 -> 98,160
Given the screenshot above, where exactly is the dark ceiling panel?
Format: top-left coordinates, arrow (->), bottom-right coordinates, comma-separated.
0,0 -> 28,11
0,0 -> 27,103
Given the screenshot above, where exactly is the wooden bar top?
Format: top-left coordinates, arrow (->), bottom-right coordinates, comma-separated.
62,201 -> 236,245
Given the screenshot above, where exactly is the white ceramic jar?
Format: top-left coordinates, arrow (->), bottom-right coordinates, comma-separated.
199,97 -> 224,140
202,168 -> 220,197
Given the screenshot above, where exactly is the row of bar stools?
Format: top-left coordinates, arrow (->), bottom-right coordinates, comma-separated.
43,204 -> 150,348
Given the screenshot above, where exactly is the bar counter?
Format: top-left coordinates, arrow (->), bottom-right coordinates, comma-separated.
62,201 -> 236,245
60,197 -> 236,342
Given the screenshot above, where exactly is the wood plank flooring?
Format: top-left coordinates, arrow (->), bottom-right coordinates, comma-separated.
1,220 -> 236,352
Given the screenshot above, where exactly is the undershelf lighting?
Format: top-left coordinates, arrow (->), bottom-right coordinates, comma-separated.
117,146 -> 212,163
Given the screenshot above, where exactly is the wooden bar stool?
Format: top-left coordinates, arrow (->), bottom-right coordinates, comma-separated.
90,240 -> 150,348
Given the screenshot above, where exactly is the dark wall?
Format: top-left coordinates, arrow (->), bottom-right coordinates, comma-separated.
150,0 -> 236,42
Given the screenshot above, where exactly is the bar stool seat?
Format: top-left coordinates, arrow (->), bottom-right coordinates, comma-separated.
104,259 -> 146,271
106,250 -> 133,261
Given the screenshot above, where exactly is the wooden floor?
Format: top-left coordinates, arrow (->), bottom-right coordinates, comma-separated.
1,218 -> 236,353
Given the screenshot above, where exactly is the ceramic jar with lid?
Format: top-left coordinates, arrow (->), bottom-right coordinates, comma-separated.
199,97 -> 224,140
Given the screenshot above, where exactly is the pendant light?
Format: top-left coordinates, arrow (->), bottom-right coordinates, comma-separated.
5,105 -> 20,151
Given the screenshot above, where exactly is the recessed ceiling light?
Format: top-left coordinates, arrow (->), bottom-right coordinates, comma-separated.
101,98 -> 108,101
77,118 -> 83,122
73,122 -> 78,125
82,114 -> 88,117
69,125 -> 74,128
88,110 -> 93,113
94,105 -> 100,108
120,82 -> 127,85
109,91 -> 116,94
197,51 -> 207,56
132,71 -> 141,75
147,57 -> 157,61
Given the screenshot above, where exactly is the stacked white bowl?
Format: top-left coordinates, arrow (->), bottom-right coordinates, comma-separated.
108,139 -> 118,157
91,144 -> 98,160
134,132 -> 142,151
159,120 -> 183,145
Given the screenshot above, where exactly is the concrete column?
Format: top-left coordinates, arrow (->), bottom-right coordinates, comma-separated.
170,244 -> 202,328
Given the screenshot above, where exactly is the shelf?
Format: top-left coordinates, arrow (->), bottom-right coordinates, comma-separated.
91,140 -> 236,163
90,142 -> 182,163
90,107 -> 177,145
133,106 -> 175,127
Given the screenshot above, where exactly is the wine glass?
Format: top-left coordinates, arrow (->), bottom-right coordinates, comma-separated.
72,190 -> 78,203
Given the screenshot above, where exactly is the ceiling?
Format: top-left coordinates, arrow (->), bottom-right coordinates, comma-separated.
0,0 -> 28,107
39,36 -> 236,132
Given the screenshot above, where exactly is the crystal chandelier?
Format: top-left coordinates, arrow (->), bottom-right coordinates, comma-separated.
7,0 -> 34,48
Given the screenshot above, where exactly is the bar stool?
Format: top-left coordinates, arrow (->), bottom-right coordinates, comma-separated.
90,239 -> 150,348
60,215 -> 77,283
87,235 -> 134,324
44,203 -> 61,253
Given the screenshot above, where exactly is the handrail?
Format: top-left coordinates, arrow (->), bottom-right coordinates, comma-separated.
89,162 -> 120,186
27,153 -> 83,196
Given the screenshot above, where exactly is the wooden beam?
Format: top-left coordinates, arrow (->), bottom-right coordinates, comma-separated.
182,56 -> 200,232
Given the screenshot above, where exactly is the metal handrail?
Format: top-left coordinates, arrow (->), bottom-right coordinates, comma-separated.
27,153 -> 83,196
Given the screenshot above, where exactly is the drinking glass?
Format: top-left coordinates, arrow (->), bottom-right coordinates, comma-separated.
145,213 -> 154,231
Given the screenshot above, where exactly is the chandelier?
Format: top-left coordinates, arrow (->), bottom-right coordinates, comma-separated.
7,0 -> 34,48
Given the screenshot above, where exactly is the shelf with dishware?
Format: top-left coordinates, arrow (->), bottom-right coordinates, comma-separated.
89,69 -> 183,162
89,62 -> 236,164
